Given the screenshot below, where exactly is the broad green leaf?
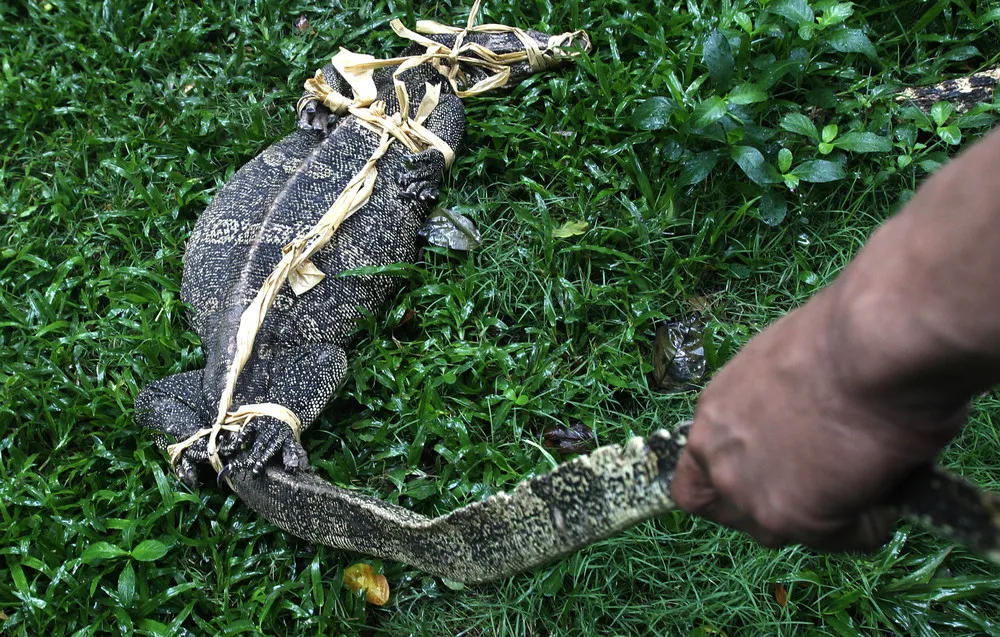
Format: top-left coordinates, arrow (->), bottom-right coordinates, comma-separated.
977,7 -> 1000,27
770,0 -> 814,25
727,83 -> 767,105
834,132 -> 891,153
441,578 -> 466,591
822,3 -> 854,25
553,220 -> 589,238
702,30 -> 734,88
821,124 -> 838,143
81,542 -> 129,563
931,101 -> 953,126
632,96 -> 677,130
678,151 -> 719,187
792,160 -> 846,182
691,96 -> 728,128
731,146 -> 782,185
118,562 -> 136,607
818,142 -> 835,155
734,11 -> 753,33
777,148 -> 793,173
780,113 -> 819,140
131,539 -> 170,562
937,125 -> 962,145
759,190 -> 787,225
883,547 -> 953,592
826,28 -> 877,59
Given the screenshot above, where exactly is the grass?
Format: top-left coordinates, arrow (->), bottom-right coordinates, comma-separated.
3,0 -> 1000,634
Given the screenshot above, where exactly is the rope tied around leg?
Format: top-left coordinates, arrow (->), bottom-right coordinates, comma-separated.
168,2 -> 588,486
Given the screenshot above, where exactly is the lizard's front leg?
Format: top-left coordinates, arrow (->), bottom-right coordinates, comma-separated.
396,148 -> 446,203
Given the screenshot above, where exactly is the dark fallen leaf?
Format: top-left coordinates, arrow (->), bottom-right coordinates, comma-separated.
397,309 -> 416,328
296,15 -> 312,33
652,316 -> 706,391
418,206 -> 482,250
543,422 -> 596,455
686,296 -> 711,312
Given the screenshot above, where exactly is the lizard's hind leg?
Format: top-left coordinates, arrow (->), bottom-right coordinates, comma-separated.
236,343 -> 349,476
134,369 -> 237,489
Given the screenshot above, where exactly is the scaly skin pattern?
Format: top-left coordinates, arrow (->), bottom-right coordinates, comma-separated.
230,426 -> 688,584
137,57 -> 464,485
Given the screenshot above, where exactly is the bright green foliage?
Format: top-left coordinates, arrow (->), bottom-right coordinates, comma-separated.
3,0 -> 1000,635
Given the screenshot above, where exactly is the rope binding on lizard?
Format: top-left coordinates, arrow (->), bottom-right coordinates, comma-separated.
166,1 -> 589,486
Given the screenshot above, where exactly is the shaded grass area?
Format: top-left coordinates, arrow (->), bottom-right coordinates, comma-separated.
3,0 -> 1000,634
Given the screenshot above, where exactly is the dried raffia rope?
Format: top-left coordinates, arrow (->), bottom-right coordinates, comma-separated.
167,2 -> 588,485
341,0 -> 588,98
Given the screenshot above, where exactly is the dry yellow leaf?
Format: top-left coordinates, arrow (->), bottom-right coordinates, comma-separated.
552,220 -> 589,238
344,563 -> 390,606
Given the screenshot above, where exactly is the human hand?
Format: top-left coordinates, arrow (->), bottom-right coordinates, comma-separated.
671,288 -> 967,551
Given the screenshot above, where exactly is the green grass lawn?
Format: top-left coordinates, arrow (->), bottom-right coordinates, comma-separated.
4,0 -> 1000,634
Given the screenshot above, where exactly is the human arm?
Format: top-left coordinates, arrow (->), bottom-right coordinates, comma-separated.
671,126 -> 1000,550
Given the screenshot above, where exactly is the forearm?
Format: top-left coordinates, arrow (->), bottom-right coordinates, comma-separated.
824,127 -> 1000,410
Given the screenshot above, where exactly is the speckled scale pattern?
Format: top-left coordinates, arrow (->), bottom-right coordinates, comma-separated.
231,426 -> 689,584
896,66 -> 1000,113
136,57 -> 465,481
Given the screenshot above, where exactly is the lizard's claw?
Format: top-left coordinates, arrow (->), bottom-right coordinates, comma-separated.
240,416 -> 310,475
396,149 -> 445,204
169,433 -> 243,489
298,99 -> 338,133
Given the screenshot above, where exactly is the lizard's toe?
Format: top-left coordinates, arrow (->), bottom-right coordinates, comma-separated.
282,438 -> 310,473
176,455 -> 203,490
242,416 -> 301,475
298,99 -> 335,132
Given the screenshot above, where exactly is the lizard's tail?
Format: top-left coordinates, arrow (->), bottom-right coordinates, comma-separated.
229,421 -> 1000,583
229,426 -> 688,584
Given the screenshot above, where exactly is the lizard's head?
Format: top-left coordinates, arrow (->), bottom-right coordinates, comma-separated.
467,27 -> 591,88
420,26 -> 591,92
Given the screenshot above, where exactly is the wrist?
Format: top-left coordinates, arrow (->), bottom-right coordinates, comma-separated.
819,219 -> 979,418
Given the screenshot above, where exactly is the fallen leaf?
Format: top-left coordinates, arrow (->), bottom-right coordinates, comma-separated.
396,309 -> 416,328
419,206 -> 482,250
296,15 -> 312,33
543,422 -> 596,455
181,84 -> 195,95
652,316 -> 706,391
686,295 -> 711,312
774,583 -> 787,607
344,563 -> 390,606
552,220 -> 589,238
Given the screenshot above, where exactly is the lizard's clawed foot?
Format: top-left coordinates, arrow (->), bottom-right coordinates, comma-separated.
396,149 -> 445,203
238,415 -> 311,476
169,433 -> 243,490
298,99 -> 337,133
